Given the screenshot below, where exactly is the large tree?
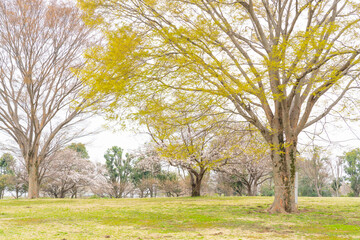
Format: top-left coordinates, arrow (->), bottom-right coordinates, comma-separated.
79,0 -> 360,212
0,0 -> 94,198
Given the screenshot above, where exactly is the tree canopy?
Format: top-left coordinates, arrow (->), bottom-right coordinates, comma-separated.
67,143 -> 90,159
104,146 -> 134,198
78,0 -> 360,212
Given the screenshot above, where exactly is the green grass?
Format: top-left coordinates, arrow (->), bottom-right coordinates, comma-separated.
0,197 -> 360,239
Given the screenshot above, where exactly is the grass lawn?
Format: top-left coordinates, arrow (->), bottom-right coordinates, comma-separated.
0,197 -> 359,240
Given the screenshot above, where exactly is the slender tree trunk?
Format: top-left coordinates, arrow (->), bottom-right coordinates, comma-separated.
119,182 -> 127,198
15,188 -> 19,199
314,174 -> 322,197
71,190 -> 77,198
28,162 -> 39,199
316,186 -> 322,197
268,135 -> 298,213
252,183 -> 258,196
113,183 -> 121,198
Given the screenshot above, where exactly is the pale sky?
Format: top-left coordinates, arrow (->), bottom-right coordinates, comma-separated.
81,129 -> 149,163
74,115 -> 150,163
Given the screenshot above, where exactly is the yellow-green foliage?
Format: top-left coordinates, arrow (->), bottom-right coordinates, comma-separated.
77,0 -> 360,135
78,25 -> 146,108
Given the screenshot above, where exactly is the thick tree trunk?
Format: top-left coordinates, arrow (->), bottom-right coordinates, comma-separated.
189,170 -> 204,197
245,181 -> 258,196
251,183 -> 258,196
191,180 -> 201,197
316,186 -> 322,197
60,189 -> 66,198
246,184 -> 253,196
28,163 -> 39,199
268,136 -> 298,213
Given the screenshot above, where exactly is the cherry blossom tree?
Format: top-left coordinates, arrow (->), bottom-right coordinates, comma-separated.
41,149 -> 95,198
90,162 -> 114,198
146,114 -> 248,197
215,132 -> 272,196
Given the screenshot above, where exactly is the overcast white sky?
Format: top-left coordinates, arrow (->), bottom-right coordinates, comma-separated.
80,129 -> 149,163
73,115 -> 150,163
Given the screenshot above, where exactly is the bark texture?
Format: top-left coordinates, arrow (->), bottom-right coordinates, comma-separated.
28,163 -> 39,199
189,170 -> 205,197
267,134 -> 298,213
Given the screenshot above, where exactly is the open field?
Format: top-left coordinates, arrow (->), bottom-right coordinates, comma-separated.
0,197 -> 359,240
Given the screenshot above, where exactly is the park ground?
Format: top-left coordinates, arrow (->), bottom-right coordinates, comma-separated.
0,197 -> 359,240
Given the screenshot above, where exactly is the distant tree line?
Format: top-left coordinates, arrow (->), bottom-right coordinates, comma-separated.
1,141 -> 359,199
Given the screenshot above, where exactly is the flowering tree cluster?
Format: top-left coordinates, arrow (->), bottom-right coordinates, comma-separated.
41,149 -> 95,198
215,133 -> 272,196
91,146 -> 184,198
